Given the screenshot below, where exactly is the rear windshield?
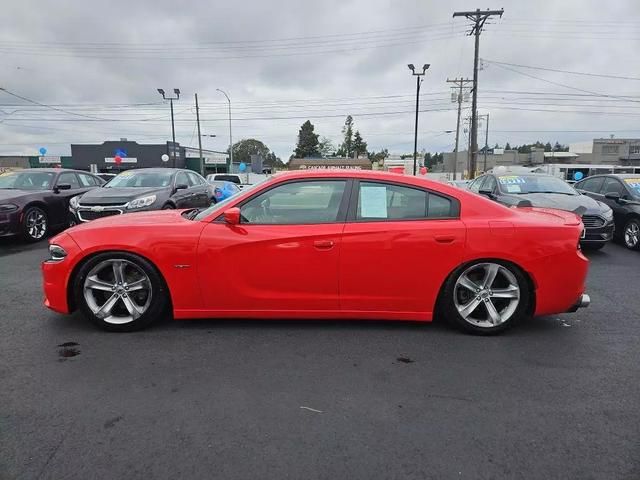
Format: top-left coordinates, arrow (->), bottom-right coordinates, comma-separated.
497,175 -> 577,195
213,175 -> 241,184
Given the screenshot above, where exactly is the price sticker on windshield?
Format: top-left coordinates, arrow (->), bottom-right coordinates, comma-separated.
623,178 -> 640,189
498,176 -> 526,185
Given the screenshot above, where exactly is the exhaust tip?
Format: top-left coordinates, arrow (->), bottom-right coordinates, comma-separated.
578,293 -> 590,308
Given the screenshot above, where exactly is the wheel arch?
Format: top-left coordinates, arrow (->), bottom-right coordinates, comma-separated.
22,201 -> 49,216
66,249 -> 174,314
433,257 -> 536,320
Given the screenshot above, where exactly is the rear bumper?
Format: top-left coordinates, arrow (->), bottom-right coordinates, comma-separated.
566,293 -> 591,312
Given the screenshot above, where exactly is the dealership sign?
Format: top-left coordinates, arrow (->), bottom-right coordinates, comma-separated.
105,157 -> 137,163
38,156 -> 61,164
298,165 -> 363,170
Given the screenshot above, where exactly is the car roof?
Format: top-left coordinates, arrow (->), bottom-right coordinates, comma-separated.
14,168 -> 95,174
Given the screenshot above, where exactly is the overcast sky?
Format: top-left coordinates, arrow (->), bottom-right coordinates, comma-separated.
1,0 -> 639,160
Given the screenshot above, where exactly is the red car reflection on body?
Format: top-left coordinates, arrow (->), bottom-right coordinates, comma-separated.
42,170 -> 590,334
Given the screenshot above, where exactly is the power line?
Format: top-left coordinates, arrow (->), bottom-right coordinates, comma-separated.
483,59 -> 640,81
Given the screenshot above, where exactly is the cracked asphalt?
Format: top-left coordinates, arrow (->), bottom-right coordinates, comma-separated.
1,238 -> 639,479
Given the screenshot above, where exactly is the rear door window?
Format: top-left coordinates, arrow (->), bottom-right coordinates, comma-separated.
356,182 -> 455,220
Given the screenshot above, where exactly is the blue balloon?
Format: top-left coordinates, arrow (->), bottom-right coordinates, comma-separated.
39,147 -> 47,156
573,171 -> 584,181
239,162 -> 247,172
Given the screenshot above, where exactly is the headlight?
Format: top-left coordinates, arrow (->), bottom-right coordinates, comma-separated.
49,244 -> 67,261
602,207 -> 614,221
69,196 -> 80,209
127,195 -> 157,210
0,203 -> 19,212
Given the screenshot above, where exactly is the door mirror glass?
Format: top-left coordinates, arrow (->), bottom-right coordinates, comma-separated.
479,189 -> 494,198
175,183 -> 188,191
55,183 -> 71,192
224,207 -> 241,225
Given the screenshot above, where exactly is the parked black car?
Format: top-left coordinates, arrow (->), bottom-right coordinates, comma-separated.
0,168 -> 104,242
70,168 -> 214,223
574,174 -> 640,250
469,172 -> 615,249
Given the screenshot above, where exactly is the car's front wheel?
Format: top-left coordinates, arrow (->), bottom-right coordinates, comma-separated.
21,206 -> 48,242
74,252 -> 169,331
441,260 -> 530,335
623,218 -> 640,250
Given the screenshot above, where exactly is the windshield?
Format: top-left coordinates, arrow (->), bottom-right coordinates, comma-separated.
623,178 -> 640,198
497,175 -> 577,195
192,180 -> 266,221
106,170 -> 173,188
0,171 -> 54,190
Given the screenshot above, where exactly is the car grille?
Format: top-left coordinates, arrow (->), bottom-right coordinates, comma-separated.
582,215 -> 605,229
77,208 -> 123,222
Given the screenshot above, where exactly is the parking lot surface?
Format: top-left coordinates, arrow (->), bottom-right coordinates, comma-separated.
1,239 -> 639,480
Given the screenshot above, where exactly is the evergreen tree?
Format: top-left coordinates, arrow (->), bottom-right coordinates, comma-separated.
352,130 -> 368,158
294,120 -> 320,158
505,142 -> 512,150
338,115 -> 354,158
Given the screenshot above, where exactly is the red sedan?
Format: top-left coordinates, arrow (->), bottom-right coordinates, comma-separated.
42,170 -> 590,334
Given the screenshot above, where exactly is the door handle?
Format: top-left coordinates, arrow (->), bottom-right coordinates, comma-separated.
435,235 -> 455,244
313,240 -> 335,250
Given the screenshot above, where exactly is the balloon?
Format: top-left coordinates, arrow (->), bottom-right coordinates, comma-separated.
239,162 -> 247,172
39,147 -> 47,156
573,171 -> 584,181
161,154 -> 169,162
419,166 -> 427,175
114,155 -> 122,165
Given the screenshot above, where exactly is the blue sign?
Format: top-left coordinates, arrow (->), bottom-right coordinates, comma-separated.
239,162 -> 247,172
115,148 -> 127,158
39,147 -> 47,156
573,171 -> 584,181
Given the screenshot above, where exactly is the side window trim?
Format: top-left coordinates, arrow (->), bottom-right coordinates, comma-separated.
346,179 -> 460,222
218,178 -> 353,225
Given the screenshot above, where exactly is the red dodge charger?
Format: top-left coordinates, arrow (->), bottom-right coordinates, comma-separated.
42,170 -> 590,334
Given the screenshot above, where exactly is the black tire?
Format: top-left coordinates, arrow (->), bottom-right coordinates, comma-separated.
440,260 -> 531,335
68,213 -> 78,228
162,203 -> 175,210
21,206 -> 48,242
622,218 -> 640,251
73,252 -> 170,332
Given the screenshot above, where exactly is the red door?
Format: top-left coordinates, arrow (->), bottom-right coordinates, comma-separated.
339,180 -> 466,318
196,179 -> 349,316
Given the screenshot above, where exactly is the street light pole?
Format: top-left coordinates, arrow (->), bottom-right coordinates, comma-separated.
157,88 -> 181,168
408,64 -> 430,176
217,89 -> 233,173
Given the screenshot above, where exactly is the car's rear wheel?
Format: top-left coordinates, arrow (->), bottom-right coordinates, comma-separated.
21,206 -> 48,242
74,252 -> 169,331
623,218 -> 640,250
441,261 -> 530,335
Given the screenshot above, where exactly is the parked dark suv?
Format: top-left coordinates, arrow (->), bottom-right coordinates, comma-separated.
469,172 -> 614,250
575,174 -> 640,250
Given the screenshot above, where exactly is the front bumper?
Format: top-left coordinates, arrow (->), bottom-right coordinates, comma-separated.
41,233 -> 82,314
581,220 -> 615,244
0,210 -> 22,237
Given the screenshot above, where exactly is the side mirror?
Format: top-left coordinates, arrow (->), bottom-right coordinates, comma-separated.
223,207 -> 241,225
604,192 -> 621,202
54,183 -> 71,193
479,189 -> 495,199
175,183 -> 188,191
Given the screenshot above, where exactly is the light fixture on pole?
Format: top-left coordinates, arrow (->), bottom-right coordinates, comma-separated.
408,63 -> 430,176
216,89 -> 233,173
157,88 -> 180,168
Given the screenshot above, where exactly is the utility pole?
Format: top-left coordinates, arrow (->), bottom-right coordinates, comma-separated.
195,93 -> 204,175
447,78 -> 472,180
157,88 -> 181,168
216,89 -> 233,173
478,113 -> 490,172
408,63 -> 430,176
453,8 -> 503,179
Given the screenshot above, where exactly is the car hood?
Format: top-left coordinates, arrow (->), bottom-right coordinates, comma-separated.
503,192 -> 606,214
0,189 -> 44,202
79,187 -> 167,205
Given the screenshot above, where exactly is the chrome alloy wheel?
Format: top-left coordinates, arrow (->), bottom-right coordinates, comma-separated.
25,209 -> 47,239
624,221 -> 639,249
83,259 -> 152,325
453,262 -> 521,328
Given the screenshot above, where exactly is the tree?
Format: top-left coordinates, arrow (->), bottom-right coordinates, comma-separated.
352,130 -> 368,158
318,136 -> 335,158
294,120 -> 320,158
230,138 -> 271,164
544,142 -> 553,152
337,115 -> 354,158
505,142 -> 512,150
368,148 -> 388,163
264,151 -> 286,169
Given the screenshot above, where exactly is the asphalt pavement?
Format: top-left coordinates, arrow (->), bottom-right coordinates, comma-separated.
1,238 -> 639,480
